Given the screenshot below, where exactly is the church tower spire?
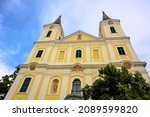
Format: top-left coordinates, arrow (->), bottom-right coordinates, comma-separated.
53,15 -> 61,24
102,11 -> 110,20
99,11 -> 125,37
38,15 -> 64,41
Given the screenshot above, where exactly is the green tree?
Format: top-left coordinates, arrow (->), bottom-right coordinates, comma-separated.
82,64 -> 150,100
0,66 -> 20,100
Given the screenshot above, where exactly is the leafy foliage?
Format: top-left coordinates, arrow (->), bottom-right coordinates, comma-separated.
82,64 -> 150,100
0,66 -> 20,100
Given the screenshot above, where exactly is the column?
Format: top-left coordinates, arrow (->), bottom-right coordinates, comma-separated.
38,74 -> 50,99
101,43 -> 109,63
107,42 -> 116,62
28,73 -> 42,99
86,45 -> 90,63
59,74 -> 69,99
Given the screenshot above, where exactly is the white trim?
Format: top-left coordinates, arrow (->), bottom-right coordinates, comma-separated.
38,75 -> 49,99
50,46 -> 57,63
107,42 -> 116,61
126,41 -> 139,61
66,46 -> 71,63
59,74 -> 68,99
86,45 -> 90,63
101,43 -> 108,62
43,46 -> 52,62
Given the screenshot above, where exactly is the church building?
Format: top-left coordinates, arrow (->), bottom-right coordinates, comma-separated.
5,12 -> 149,100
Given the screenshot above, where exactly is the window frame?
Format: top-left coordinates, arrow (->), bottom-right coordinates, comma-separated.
117,46 -> 126,55
35,50 -> 43,58
71,79 -> 81,95
58,50 -> 65,60
75,49 -> 82,58
46,31 -> 52,37
93,49 -> 100,59
110,26 -> 116,33
19,77 -> 32,93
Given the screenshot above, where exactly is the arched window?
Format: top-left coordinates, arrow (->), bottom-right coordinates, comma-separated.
76,50 -> 82,58
110,26 -> 116,33
46,31 -> 52,37
71,79 -> 81,94
19,77 -> 31,92
50,79 -> 59,94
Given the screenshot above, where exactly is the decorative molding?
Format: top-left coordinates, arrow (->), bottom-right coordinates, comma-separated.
29,62 -> 37,70
72,65 -> 83,72
19,61 -> 147,70
122,62 -> 132,69
34,36 -> 130,45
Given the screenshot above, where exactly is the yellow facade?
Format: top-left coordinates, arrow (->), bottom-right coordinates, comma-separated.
5,13 -> 149,100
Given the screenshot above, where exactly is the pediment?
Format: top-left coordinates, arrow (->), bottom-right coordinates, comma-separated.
62,30 -> 98,42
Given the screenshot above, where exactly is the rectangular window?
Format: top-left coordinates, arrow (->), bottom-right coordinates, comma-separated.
117,47 -> 126,55
58,51 -> 65,59
93,50 -> 99,58
36,50 -> 43,58
76,50 -> 82,58
19,77 -> 31,92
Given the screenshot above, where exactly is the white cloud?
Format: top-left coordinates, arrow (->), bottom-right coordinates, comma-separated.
0,61 -> 14,78
0,0 -> 26,78
0,42 -> 20,78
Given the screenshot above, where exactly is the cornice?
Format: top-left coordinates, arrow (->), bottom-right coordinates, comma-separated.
104,36 -> 130,40
33,36 -> 130,45
20,61 -> 147,70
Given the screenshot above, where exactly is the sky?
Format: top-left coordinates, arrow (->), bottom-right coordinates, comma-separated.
0,0 -> 150,78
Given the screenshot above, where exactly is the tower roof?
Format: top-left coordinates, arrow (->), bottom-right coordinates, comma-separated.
102,11 -> 110,20
53,15 -> 61,24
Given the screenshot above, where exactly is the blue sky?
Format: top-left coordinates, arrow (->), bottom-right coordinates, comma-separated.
0,0 -> 150,77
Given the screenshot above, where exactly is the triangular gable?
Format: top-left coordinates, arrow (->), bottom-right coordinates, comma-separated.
61,30 -> 98,42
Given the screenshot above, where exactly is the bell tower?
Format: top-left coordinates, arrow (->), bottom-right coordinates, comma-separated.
4,12 -> 150,100
99,11 -> 125,38
38,16 -> 64,41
